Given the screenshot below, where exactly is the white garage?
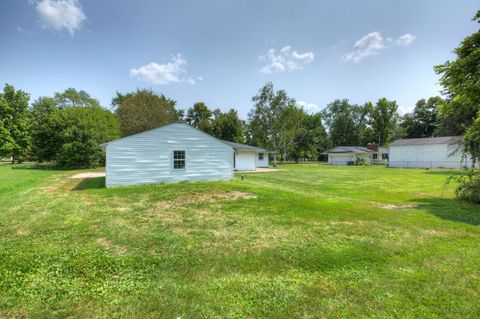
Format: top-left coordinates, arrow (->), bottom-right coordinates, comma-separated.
330,155 -> 355,166
223,141 -> 272,171
323,146 -> 388,166
389,136 -> 475,168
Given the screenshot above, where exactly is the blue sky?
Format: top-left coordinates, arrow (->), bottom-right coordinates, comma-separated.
0,0 -> 478,118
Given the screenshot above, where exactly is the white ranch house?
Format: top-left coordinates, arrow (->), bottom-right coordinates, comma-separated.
101,123 -> 271,187
389,136 -> 476,168
323,145 -> 389,166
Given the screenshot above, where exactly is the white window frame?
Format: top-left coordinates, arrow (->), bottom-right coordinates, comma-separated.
258,153 -> 264,160
172,150 -> 186,170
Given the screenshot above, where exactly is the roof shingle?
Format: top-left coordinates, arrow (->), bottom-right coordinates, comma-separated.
390,136 -> 463,146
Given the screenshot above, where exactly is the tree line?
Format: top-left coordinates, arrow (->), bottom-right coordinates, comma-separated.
0,10 -> 478,169
0,81 -> 461,168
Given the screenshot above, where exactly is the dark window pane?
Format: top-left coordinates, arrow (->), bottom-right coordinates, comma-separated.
174,150 -> 185,160
173,150 -> 186,169
174,160 -> 185,169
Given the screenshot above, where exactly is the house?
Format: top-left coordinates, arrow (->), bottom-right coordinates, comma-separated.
367,144 -> 390,164
323,144 -> 389,166
222,141 -> 271,171
101,123 -> 270,188
389,136 -> 475,168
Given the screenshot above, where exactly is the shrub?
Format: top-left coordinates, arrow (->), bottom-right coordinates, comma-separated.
448,169 -> 480,204
356,157 -> 368,166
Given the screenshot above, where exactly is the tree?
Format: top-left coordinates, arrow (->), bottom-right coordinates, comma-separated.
0,93 -> 14,159
322,99 -> 361,146
113,89 -> 179,137
276,104 -> 306,163
435,10 -> 480,165
248,82 -> 299,165
211,109 -> 245,143
436,100 -> 477,137
55,88 -> 101,108
291,112 -> 329,162
28,88 -> 121,169
0,84 -> 31,163
368,98 -> 399,145
185,102 -> 213,128
30,97 -> 62,162
55,105 -> 120,169
401,97 -> 443,138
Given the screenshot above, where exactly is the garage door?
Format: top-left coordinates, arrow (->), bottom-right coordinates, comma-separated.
330,156 -> 352,166
235,151 -> 256,171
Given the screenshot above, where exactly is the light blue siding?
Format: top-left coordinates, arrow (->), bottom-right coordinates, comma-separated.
105,123 -> 234,187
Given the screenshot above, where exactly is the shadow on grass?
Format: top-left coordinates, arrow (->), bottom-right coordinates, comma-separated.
10,163 -> 64,171
73,177 -> 106,191
423,170 -> 467,176
415,197 -> 480,226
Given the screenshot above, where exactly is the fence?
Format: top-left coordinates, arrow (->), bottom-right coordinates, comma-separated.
389,161 -> 478,169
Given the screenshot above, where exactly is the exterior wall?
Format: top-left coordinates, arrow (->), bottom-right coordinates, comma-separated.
389,143 -> 472,168
235,151 -> 256,171
105,123 -> 234,187
256,153 -> 269,168
328,153 -> 355,166
328,153 -> 373,165
372,152 -> 389,164
356,153 -> 373,164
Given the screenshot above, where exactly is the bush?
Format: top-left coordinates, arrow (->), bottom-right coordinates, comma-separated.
356,157 -> 368,166
53,106 -> 119,169
448,169 -> 480,204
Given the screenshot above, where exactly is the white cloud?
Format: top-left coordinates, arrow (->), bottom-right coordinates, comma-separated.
297,101 -> 320,113
396,33 -> 416,46
36,0 -> 86,36
129,54 -> 199,85
343,32 -> 416,62
259,46 -> 314,73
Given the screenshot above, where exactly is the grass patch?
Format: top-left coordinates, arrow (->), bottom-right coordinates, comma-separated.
0,164 -> 479,318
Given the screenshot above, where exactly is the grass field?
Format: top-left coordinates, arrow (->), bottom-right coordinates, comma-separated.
0,164 -> 479,318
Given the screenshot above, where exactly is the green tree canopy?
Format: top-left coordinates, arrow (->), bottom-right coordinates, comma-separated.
435,10 -> 480,163
30,97 -> 62,162
113,89 -> 179,137
0,94 -> 15,158
186,102 -> 213,128
322,99 -> 362,146
29,88 -> 120,169
211,109 -> 245,143
291,112 -> 329,162
55,105 -> 120,169
368,97 -> 399,145
0,84 -> 31,163
401,97 -> 443,138
248,82 -> 304,164
55,88 -> 101,108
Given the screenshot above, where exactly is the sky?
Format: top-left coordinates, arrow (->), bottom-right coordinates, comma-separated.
0,0 -> 478,118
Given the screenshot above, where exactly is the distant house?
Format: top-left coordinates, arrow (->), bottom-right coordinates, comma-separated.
101,123 -> 270,188
323,144 -> 389,166
389,136 -> 475,168
222,141 -> 271,171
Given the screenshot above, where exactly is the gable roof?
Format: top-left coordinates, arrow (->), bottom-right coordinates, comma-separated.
390,136 -> 463,147
322,146 -> 374,154
99,122 -> 267,153
222,140 -> 271,153
100,122 -> 233,149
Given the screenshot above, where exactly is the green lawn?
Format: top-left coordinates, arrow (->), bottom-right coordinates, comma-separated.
0,164 -> 479,318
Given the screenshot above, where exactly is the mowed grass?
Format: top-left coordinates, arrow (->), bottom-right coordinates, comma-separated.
0,164 -> 479,318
